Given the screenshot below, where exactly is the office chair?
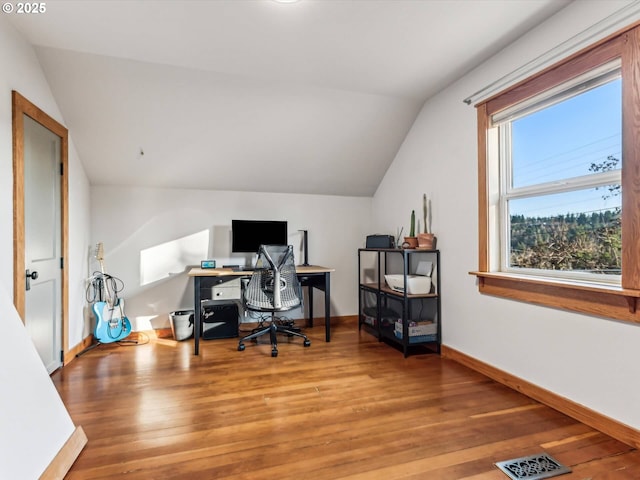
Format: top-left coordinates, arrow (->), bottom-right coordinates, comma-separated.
238,244 -> 310,357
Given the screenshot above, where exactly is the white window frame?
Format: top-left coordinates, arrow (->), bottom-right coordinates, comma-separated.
491,61 -> 622,284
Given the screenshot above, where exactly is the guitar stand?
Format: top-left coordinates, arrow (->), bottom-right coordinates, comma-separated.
76,341 -> 102,357
75,336 -> 138,357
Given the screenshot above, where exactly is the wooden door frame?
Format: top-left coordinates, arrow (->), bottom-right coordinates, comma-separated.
12,91 -> 69,359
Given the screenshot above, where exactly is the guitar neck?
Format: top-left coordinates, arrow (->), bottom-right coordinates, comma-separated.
96,250 -> 111,304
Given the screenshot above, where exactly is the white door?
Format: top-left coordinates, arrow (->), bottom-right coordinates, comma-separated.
23,114 -> 62,373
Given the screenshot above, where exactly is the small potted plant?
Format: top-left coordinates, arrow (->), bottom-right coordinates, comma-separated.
403,210 -> 419,249
417,194 -> 436,249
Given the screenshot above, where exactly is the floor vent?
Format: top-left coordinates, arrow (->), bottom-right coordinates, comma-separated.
495,453 -> 571,480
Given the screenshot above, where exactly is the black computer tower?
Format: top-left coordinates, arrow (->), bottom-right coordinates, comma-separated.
201,302 -> 239,339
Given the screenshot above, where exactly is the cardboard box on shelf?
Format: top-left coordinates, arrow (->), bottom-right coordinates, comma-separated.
394,320 -> 437,337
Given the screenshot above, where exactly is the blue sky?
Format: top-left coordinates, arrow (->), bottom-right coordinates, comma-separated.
509,78 -> 621,217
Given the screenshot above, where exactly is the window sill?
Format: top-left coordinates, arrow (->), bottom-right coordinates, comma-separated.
469,271 -> 640,324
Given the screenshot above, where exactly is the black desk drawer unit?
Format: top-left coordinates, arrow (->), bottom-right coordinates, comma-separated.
202,302 -> 239,339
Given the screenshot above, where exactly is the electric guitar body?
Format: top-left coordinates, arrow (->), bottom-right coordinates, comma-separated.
92,243 -> 132,343
93,298 -> 132,343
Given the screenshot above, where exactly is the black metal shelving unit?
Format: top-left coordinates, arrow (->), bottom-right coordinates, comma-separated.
358,247 -> 441,357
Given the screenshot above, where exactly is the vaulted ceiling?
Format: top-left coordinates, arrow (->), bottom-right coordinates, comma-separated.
8,0 -> 571,196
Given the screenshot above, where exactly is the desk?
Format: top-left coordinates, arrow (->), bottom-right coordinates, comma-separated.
188,265 -> 334,355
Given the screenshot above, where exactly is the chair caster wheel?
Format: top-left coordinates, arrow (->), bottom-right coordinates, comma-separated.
303,340 -> 311,347
271,350 -> 278,357
238,343 -> 245,351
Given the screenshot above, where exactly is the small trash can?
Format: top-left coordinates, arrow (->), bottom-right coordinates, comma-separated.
169,310 -> 194,341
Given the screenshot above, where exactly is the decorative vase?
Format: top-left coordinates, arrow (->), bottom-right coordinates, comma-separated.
403,236 -> 419,249
417,233 -> 436,249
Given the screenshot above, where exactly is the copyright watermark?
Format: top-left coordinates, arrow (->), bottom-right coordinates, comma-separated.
2,2 -> 47,14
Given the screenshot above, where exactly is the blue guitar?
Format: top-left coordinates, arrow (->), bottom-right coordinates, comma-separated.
93,243 -> 132,343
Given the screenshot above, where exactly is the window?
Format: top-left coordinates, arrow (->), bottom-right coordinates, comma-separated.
474,25 -> 640,323
495,62 -> 622,283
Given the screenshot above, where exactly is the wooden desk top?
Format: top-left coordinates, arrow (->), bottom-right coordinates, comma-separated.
188,265 -> 335,277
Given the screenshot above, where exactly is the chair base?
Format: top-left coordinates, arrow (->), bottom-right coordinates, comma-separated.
238,317 -> 310,357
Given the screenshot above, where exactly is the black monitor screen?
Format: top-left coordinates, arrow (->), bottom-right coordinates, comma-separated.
231,220 -> 288,253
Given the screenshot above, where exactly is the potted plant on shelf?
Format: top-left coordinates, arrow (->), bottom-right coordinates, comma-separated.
417,194 -> 436,249
403,210 -> 419,249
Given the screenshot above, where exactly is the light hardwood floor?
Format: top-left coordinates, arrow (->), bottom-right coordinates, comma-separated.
53,320 -> 640,479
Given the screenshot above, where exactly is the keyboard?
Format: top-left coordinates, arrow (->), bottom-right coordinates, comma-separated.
231,266 -> 253,272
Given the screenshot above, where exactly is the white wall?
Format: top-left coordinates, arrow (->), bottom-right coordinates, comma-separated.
0,285 -> 77,479
67,144 -> 93,346
373,0 -> 640,430
0,16 -> 91,478
91,185 -> 371,330
0,18 -> 91,349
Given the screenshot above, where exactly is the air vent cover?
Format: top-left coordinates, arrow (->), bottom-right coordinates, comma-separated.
495,453 -> 571,480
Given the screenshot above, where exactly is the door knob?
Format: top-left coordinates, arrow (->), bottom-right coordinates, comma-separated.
25,269 -> 38,291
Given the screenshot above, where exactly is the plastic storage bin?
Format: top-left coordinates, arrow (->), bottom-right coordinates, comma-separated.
169,310 -> 194,341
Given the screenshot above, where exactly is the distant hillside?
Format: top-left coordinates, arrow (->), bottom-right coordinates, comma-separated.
510,209 -> 621,274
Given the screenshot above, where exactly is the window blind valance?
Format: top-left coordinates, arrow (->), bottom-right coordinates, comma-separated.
463,1 -> 640,106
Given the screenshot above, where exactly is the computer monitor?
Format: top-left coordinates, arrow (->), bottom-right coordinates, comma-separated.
231,219 -> 288,253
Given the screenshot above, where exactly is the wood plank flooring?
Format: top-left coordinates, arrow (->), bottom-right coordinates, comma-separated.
52,320 -> 640,479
